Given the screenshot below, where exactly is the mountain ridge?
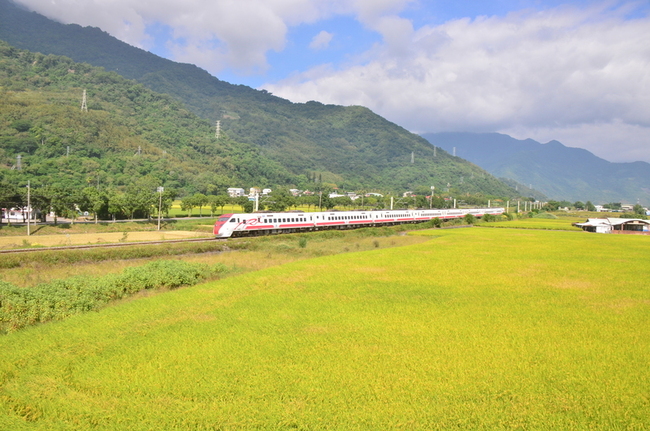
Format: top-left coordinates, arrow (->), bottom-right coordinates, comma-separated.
0,0 -> 517,197
421,132 -> 650,203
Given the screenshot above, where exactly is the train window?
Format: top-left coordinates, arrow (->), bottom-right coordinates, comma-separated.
218,216 -> 230,222
229,219 -> 236,223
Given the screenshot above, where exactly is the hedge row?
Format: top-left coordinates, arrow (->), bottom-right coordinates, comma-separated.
0,260 -> 228,333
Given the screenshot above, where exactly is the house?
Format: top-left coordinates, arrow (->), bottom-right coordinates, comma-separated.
227,188 -> 246,198
574,218 -> 650,234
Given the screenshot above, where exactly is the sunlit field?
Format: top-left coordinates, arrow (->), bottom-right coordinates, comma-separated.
0,230 -> 212,249
0,228 -> 648,429
480,216 -> 583,230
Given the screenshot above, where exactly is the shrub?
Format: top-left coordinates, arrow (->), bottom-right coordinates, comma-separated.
0,260 -> 226,333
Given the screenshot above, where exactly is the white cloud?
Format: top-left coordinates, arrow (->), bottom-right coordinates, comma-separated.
13,0 -> 411,74
11,0 -> 650,163
264,3 -> 650,162
309,31 -> 333,50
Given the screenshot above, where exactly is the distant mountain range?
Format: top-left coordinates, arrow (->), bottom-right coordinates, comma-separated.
421,132 -> 650,204
0,0 -> 516,197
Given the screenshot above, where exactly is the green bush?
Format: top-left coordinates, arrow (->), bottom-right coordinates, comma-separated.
0,260 -> 227,333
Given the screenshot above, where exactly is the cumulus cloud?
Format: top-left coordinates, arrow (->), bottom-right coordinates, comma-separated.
12,0 -> 411,74
309,31 -> 333,50
264,3 -> 650,162
12,0 -> 650,162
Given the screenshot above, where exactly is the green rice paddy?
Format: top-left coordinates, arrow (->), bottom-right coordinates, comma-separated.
0,227 -> 648,429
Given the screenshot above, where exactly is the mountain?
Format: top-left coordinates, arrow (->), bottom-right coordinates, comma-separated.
0,41 -> 299,195
421,132 -> 650,204
0,0 -> 517,197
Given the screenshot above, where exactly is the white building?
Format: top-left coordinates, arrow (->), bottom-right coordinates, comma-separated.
2,207 -> 36,222
227,188 -> 246,198
574,218 -> 650,234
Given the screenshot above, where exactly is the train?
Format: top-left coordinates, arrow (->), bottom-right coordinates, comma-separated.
213,207 -> 505,238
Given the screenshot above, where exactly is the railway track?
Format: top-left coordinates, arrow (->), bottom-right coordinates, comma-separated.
0,237 -> 223,254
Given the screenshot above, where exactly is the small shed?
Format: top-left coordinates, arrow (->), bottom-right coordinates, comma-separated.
574,218 -> 650,234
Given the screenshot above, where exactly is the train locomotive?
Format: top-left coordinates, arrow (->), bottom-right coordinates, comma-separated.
213,207 -> 504,238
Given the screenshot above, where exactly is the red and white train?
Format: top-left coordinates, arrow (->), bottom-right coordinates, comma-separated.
213,207 -> 504,238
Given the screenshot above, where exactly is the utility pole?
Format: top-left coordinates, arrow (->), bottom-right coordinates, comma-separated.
16,155 -> 22,170
26,180 -> 31,236
157,187 -> 164,231
81,89 -> 87,112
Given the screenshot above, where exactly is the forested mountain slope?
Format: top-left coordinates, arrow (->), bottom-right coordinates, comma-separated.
422,132 -> 650,203
0,0 -> 517,196
0,41 -> 296,194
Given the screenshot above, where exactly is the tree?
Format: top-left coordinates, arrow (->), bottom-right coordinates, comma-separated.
209,194 -> 230,215
82,187 -> 108,223
415,195 -> 428,208
124,181 -> 156,219
0,182 -> 19,226
574,201 -> 585,210
181,195 -> 197,217
268,188 -> 295,212
633,204 -> 645,216
242,200 -> 254,213
235,196 -> 250,212
46,186 -> 79,224
298,195 -> 318,212
585,201 -> 596,212
160,188 -> 177,217
543,201 -> 560,211
193,193 -> 208,217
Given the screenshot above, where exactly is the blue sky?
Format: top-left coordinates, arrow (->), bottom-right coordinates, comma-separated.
13,0 -> 650,164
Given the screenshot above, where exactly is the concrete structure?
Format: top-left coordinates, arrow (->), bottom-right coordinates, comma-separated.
574,218 -> 650,234
227,188 -> 246,198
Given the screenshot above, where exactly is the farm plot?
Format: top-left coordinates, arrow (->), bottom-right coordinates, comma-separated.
0,228 -> 648,429
0,230 -> 213,249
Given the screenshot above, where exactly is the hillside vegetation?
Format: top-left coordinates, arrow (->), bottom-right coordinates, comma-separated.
0,0 -> 517,196
0,41 -> 296,195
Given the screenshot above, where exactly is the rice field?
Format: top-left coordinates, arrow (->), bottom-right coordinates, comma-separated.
480,216 -> 583,230
0,227 -> 648,429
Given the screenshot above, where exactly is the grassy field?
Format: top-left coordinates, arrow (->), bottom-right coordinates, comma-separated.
0,227 -> 648,429
0,230 -> 213,249
479,216 -> 583,231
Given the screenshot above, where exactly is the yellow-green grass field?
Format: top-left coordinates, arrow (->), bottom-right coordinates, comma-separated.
481,216 -> 583,231
0,228 -> 648,429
